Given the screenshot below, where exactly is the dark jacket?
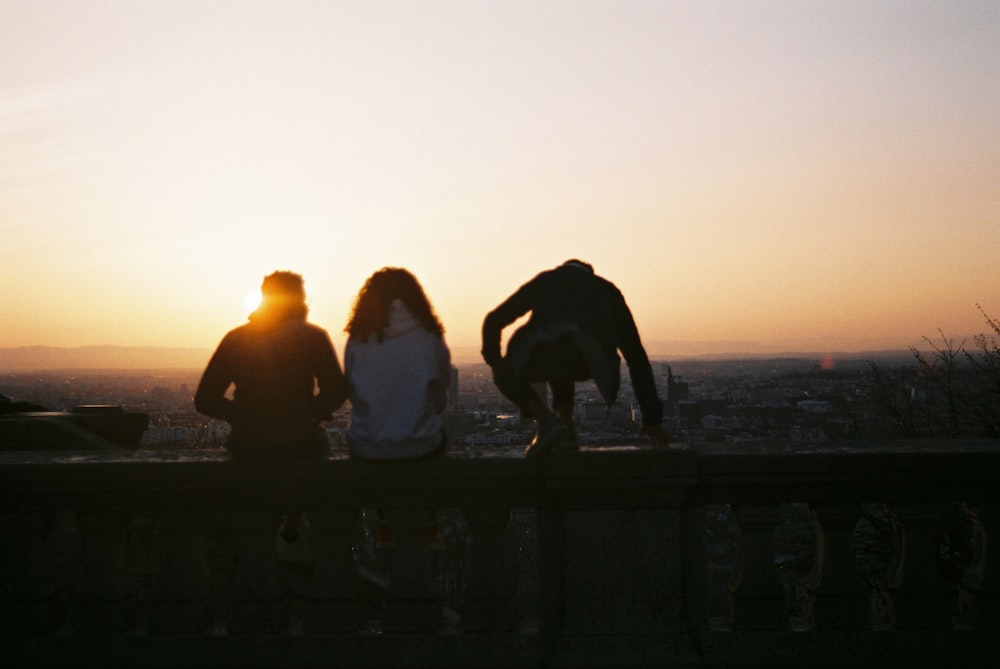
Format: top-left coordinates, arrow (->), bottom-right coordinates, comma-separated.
195,310 -> 348,457
482,263 -> 663,426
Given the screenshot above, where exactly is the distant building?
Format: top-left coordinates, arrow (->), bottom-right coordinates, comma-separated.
667,366 -> 689,401
578,400 -> 606,428
677,401 -> 701,426
747,389 -> 788,406
698,398 -> 728,416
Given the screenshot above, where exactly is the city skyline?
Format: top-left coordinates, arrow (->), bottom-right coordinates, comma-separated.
2,1 -> 998,357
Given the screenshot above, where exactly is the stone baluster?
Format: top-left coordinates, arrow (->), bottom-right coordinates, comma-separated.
203,510 -> 237,627
535,501 -> 697,669
890,503 -> 953,629
73,511 -> 139,632
381,508 -> 439,632
462,507 -> 515,632
48,510 -> 82,615
303,510 -> 362,633
536,506 -> 566,636
226,511 -> 286,634
808,503 -> 869,629
560,509 -> 683,635
681,506 -> 710,633
0,511 -> 57,632
126,512 -> 160,599
963,502 -> 998,627
148,511 -> 211,633
729,504 -> 786,630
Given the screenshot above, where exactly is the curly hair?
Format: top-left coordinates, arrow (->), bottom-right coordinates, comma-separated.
345,267 -> 444,342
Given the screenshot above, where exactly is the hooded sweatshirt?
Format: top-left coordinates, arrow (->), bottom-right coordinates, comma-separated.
194,302 -> 347,458
345,299 -> 451,459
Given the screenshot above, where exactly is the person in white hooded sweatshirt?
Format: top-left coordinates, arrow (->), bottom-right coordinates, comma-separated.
344,267 -> 451,459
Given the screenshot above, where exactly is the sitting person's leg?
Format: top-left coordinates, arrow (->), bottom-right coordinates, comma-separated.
493,348 -> 569,455
491,356 -> 551,422
541,334 -> 589,410
543,335 -> 591,447
550,377 -> 576,435
520,336 -> 591,455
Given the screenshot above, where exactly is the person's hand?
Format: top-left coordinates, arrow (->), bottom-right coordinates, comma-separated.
640,424 -> 670,447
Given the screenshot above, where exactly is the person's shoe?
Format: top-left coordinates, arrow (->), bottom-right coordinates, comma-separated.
553,434 -> 580,452
525,415 -> 570,457
552,423 -> 580,451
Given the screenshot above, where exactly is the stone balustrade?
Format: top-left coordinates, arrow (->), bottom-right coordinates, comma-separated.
1,440 -> 998,668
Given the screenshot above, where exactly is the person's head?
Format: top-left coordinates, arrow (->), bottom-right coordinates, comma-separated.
562,259 -> 594,273
252,270 -> 308,322
346,267 -> 444,342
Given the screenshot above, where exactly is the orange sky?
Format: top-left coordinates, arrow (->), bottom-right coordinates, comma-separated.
1,1 -> 998,359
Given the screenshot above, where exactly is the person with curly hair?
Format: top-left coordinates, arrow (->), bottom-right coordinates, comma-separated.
344,267 -> 451,459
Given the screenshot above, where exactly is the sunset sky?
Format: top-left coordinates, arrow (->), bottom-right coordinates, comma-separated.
2,1 -> 998,361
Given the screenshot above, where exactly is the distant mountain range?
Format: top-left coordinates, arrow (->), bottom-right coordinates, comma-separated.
640,339 -> 914,361
0,342 -> 913,372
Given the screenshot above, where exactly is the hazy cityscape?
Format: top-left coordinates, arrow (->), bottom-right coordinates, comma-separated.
0,353 -> 911,452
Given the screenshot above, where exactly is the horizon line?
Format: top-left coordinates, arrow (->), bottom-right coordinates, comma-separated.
0,342 -> 925,374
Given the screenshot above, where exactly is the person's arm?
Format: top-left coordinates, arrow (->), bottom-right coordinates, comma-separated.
481,279 -> 537,366
613,289 -> 664,430
311,329 -> 349,420
194,335 -> 236,422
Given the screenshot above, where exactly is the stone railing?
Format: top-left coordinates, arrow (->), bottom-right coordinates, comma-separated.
1,440 -> 998,668
688,439 -> 1000,667
0,406 -> 148,451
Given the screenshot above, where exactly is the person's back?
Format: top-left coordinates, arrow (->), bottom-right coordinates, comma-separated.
523,263 -> 617,338
344,268 -> 450,460
195,271 -> 347,460
213,317 -> 338,448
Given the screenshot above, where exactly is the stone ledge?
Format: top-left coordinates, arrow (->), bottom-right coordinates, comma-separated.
0,409 -> 149,450
690,438 -> 1000,505
0,446 -> 698,512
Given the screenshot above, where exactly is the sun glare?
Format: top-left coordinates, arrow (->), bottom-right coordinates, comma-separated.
243,290 -> 261,315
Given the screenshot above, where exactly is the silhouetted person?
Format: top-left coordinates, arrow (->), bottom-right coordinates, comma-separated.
195,271 -> 348,459
344,267 -> 450,459
344,268 -> 451,549
482,259 -> 669,455
195,271 -> 347,545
